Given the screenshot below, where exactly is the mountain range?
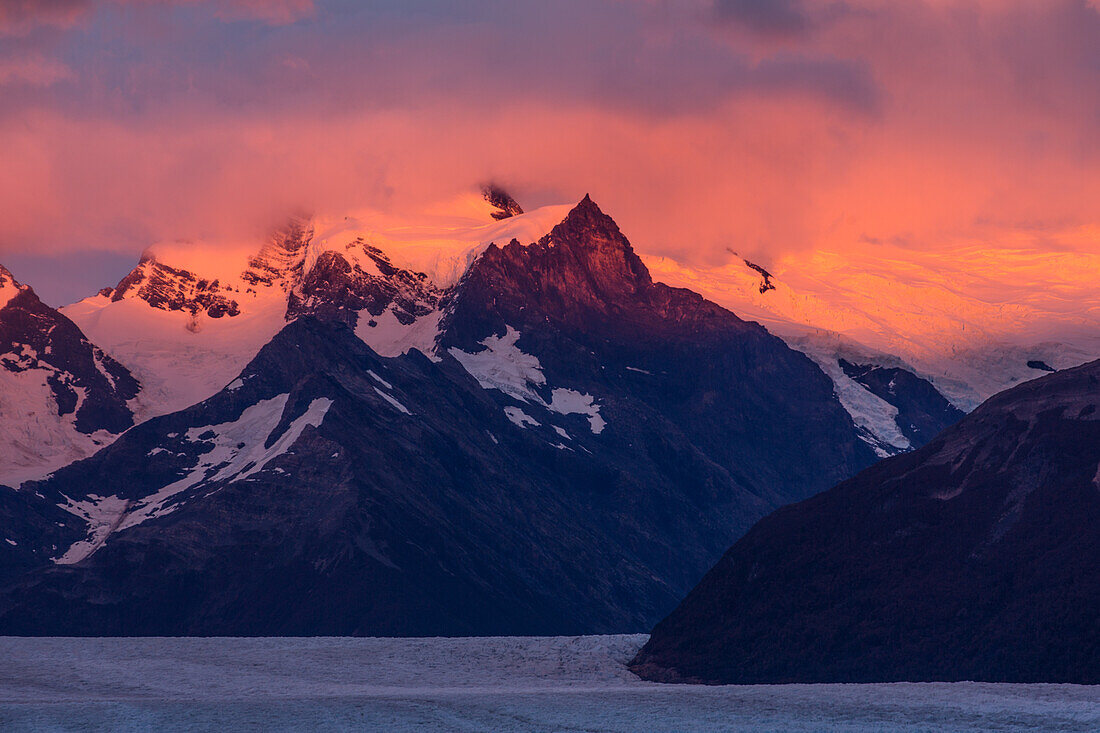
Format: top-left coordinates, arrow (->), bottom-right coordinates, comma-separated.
0,195 -> 880,634
0,190 -> 1088,641
1,192 -> 976,488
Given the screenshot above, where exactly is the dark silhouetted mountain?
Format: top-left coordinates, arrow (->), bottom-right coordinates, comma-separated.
632,361 -> 1100,683
440,196 -> 876,509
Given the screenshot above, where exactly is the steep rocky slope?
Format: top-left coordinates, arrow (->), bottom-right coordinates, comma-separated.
632,361 -> 1100,683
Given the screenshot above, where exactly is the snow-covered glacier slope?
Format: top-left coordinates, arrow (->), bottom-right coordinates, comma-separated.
645,243 -> 1100,412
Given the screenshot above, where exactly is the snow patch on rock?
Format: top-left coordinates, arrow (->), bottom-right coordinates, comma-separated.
549,389 -> 606,434
53,494 -> 132,565
504,406 -> 540,429
449,327 -> 546,404
373,387 -> 411,415
367,370 -> 392,389
53,394 -> 332,564
451,327 -> 608,434
355,307 -> 442,360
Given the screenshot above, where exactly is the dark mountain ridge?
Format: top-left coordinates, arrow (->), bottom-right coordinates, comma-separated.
632,359 -> 1100,683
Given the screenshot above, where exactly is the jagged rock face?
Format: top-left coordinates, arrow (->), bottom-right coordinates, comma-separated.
287,242 -> 441,329
482,184 -> 524,220
0,486 -> 82,585
103,217 -> 442,335
632,361 -> 1100,684
242,219 -> 313,291
1,278 -> 139,437
442,196 -> 877,509
107,253 -> 241,319
743,260 -> 775,294
839,359 -> 965,446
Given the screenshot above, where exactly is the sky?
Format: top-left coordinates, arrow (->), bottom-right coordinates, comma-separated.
1,0 -> 1099,306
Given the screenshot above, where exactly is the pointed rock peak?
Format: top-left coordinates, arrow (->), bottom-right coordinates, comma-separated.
105,246 -> 242,318
480,194 -> 652,298
555,194 -> 618,236
482,184 -> 524,220
0,264 -> 29,309
548,195 -> 644,265
0,263 -> 20,288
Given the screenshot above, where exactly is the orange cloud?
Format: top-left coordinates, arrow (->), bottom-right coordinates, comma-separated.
0,0 -> 1097,290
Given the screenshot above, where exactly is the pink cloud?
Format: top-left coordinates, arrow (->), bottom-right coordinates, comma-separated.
0,54 -> 74,85
0,0 -> 1097,284
0,0 -> 314,35
0,0 -> 87,36
211,0 -> 314,25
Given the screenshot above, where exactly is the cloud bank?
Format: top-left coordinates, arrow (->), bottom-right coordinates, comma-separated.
0,0 -> 1098,290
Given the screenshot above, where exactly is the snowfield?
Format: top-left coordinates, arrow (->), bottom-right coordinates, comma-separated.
0,635 -> 1096,732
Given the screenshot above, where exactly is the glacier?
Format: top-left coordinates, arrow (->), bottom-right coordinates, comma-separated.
0,635 -> 1096,732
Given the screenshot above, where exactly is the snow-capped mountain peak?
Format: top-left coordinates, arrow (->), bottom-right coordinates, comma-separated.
1,265 -> 140,485
0,264 -> 28,310
103,248 -> 243,323
58,194 -> 573,421
242,217 -> 314,293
